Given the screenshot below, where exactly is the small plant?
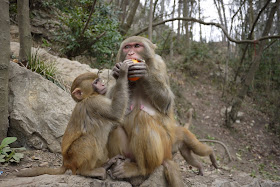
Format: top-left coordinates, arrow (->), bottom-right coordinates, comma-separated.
0,137 -> 26,163
41,38 -> 51,48
250,170 -> 256,178
28,50 -> 57,80
26,50 -> 70,92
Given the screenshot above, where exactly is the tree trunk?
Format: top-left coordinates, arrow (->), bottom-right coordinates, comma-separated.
177,0 -> 182,41
227,0 -> 280,127
277,2 -> 280,34
120,0 -> 129,26
120,0 -> 140,34
161,0 -> 165,17
153,0 -> 159,18
18,0 -> 32,63
0,0 -> 10,140
198,0 -> 202,42
221,0 -> 228,38
213,0 -> 226,42
183,0 -> 190,50
148,0 -> 154,40
170,0 -> 176,58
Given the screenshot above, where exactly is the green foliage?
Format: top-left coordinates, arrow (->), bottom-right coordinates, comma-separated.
28,51 -> 56,80
27,51 -> 68,91
42,38 -> 51,48
0,137 -> 25,163
54,0 -> 122,68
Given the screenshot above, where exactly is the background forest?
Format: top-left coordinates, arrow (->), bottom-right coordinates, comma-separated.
0,0 -> 280,185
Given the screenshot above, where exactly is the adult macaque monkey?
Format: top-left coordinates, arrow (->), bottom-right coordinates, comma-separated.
107,36 -> 218,186
17,63 -> 129,179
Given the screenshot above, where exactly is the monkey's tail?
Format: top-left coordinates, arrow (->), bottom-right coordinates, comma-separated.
16,166 -> 67,177
162,160 -> 184,187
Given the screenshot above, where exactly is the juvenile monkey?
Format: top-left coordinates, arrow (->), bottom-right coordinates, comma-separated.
107,36 -> 217,186
16,63 -> 129,179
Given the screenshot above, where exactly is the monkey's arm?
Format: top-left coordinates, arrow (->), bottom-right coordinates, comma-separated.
89,68 -> 128,122
139,56 -> 175,114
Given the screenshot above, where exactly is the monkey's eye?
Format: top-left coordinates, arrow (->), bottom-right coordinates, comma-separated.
124,45 -> 132,49
134,44 -> 141,48
93,78 -> 100,84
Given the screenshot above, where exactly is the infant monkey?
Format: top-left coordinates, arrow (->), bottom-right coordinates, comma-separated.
16,63 -> 129,179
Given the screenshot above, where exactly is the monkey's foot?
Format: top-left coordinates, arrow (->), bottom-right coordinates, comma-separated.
103,155 -> 126,170
109,160 -> 140,179
210,154 -> 219,169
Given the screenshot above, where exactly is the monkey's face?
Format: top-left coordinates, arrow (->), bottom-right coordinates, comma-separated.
93,78 -> 107,95
122,42 -> 144,60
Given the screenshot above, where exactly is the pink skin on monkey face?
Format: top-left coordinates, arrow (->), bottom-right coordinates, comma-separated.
93,78 -> 107,95
123,42 -> 144,61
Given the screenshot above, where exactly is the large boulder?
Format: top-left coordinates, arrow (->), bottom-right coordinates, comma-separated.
8,61 -> 75,152
10,42 -> 115,88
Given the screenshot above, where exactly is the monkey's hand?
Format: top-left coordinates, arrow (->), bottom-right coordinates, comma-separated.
118,62 -> 129,79
112,62 -> 122,79
127,59 -> 147,80
112,62 -> 125,79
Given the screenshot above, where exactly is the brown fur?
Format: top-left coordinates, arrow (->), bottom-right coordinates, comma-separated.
107,36 -> 217,185
17,64 -> 129,178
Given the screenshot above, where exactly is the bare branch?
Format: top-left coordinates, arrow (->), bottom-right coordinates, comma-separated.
81,0 -> 97,36
132,17 -> 280,44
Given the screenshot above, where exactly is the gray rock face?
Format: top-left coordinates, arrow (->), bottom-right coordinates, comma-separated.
2,166 -> 280,187
8,62 -> 75,152
0,175 -> 132,187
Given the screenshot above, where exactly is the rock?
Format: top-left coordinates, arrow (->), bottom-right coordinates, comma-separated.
220,106 -> 232,116
140,166 -> 168,187
10,42 -> 115,88
8,62 -> 75,153
220,107 -> 244,121
237,112 -> 244,119
39,162 -> 49,167
0,175 -> 132,187
212,179 -> 241,187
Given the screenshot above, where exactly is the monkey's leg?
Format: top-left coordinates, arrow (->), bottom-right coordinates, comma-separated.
179,145 -> 204,176
107,126 -> 132,159
79,167 -> 107,180
163,159 -> 184,187
178,126 -> 218,169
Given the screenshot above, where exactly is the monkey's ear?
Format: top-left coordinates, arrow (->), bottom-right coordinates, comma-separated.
72,88 -> 83,101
